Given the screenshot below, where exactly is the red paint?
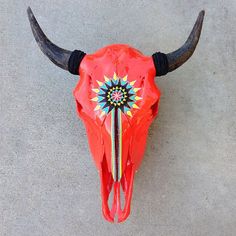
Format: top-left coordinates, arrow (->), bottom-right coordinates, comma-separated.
73,44 -> 161,222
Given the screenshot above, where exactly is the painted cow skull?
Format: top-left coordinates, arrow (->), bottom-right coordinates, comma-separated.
27,7 -> 204,222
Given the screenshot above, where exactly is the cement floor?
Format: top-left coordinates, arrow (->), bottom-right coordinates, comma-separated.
0,0 -> 235,235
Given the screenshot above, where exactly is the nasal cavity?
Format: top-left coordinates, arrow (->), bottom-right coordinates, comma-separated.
108,184 -> 114,210
108,182 -> 125,211
120,186 -> 125,210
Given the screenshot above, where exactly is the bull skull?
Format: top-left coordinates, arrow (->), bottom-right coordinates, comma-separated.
27,7 -> 204,223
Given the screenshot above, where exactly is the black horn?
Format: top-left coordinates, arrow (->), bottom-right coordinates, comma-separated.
27,7 -> 86,74
152,10 -> 205,76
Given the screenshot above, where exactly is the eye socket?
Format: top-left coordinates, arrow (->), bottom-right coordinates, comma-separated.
76,100 -> 83,113
140,76 -> 145,88
151,100 -> 159,117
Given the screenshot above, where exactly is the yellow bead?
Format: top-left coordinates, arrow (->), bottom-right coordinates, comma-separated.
134,88 -> 141,92
127,111 -> 132,117
92,88 -> 99,93
123,75 -> 128,81
91,97 -> 98,101
132,104 -> 139,109
130,80 -> 136,86
96,80 -> 103,86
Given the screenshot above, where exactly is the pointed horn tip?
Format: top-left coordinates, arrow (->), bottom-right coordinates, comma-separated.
200,10 -> 205,16
196,10 -> 205,31
199,10 -> 205,21
27,7 -> 34,20
27,6 -> 32,15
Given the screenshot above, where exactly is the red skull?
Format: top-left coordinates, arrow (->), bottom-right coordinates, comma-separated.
74,45 -> 160,222
27,7 -> 204,222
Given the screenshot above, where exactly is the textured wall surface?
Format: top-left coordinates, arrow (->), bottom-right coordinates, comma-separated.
0,1 -> 235,235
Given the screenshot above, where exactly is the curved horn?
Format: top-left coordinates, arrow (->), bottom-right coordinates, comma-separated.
27,7 -> 72,71
167,10 -> 205,72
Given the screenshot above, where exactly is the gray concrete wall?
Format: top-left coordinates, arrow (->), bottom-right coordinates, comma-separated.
0,0 -> 235,235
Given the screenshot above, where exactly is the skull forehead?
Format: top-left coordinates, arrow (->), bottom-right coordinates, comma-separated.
80,44 -> 154,79
91,44 -> 143,58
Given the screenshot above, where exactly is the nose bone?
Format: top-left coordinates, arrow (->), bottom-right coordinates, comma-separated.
100,159 -> 134,223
